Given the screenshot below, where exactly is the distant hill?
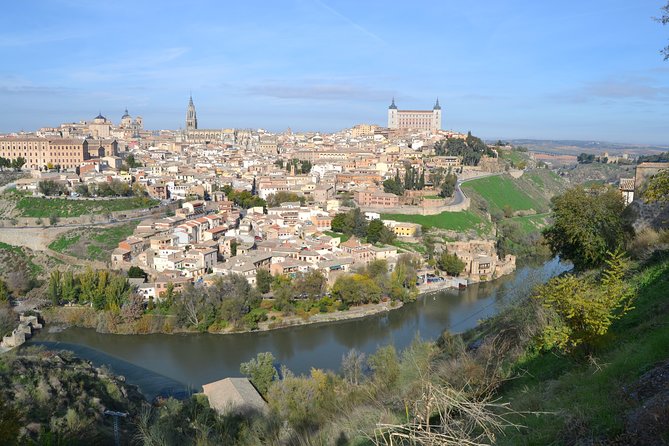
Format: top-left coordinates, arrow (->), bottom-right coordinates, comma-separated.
488,139 -> 669,156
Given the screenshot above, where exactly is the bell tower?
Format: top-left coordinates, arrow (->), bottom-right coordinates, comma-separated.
186,94 -> 198,131
432,98 -> 442,132
387,97 -> 398,129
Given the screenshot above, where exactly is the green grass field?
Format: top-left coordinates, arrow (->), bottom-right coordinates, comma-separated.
13,195 -> 158,218
499,149 -> 530,166
392,240 -> 427,254
498,255 -> 669,444
462,175 -> 538,213
381,210 -> 489,234
508,213 -> 550,234
48,222 -> 139,262
324,231 -> 351,242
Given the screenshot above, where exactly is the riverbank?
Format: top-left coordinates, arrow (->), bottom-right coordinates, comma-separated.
29,258 -> 570,400
39,259 -> 532,337
41,299 -> 405,336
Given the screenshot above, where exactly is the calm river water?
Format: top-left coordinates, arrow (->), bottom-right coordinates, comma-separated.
29,257 -> 569,399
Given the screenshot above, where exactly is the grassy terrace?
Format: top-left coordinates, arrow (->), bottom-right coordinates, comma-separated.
0,241 -> 43,277
499,255 -> 669,444
13,195 -> 158,218
392,240 -> 427,254
323,230 -> 351,242
499,148 -> 530,166
381,210 -> 490,234
508,213 -> 550,234
462,175 -> 538,213
48,221 -> 139,262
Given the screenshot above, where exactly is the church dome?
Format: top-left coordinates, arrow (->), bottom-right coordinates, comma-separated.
121,108 -> 130,119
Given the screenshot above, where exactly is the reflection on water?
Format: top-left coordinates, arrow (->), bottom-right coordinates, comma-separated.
29,257 -> 570,398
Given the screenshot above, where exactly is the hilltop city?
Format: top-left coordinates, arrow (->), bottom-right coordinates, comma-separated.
1,94 -> 668,445
0,97 -> 524,306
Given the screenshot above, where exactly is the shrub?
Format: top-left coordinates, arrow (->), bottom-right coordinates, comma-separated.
628,228 -> 668,259
533,249 -> 634,352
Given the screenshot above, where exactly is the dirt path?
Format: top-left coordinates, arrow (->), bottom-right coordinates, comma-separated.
0,226 -> 72,251
0,226 -> 107,269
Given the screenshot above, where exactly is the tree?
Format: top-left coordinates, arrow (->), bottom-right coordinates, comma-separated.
0,279 -> 9,302
104,274 -> 130,312
125,154 -> 141,168
331,274 -> 381,306
439,172 -> 457,198
437,251 -> 466,276
61,271 -> 78,303
121,293 -> 145,322
366,219 -> 385,244
266,191 -> 304,207
48,270 -> 62,305
38,180 -> 67,196
131,182 -> 147,197
577,153 -> 596,164
0,157 -> 10,171
127,266 -> 148,279
75,184 -> 90,197
272,275 -> 294,313
351,208 -> 369,238
330,213 -> 349,233
11,157 -> 26,171
267,367 -> 336,433
341,349 -> 366,386
543,185 -> 632,270
367,345 -> 400,390
657,2 -> 669,60
256,268 -> 272,294
389,254 -> 420,302
383,178 -> 405,196
292,270 -> 326,299
534,249 -> 633,352
240,352 -> 278,396
643,169 -> 669,202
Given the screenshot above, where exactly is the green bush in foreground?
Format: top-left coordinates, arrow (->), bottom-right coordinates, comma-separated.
533,249 -> 633,352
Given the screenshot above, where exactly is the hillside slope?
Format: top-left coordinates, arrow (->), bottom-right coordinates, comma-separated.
499,253 -> 669,445
462,170 -> 566,216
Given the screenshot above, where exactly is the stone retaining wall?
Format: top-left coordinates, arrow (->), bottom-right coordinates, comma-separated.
361,196 -> 470,215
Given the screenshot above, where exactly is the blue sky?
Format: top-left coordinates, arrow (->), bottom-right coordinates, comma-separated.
1,0 -> 668,144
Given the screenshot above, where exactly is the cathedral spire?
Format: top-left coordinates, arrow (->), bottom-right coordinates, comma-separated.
186,94 -> 197,131
433,97 -> 441,110
389,97 -> 397,110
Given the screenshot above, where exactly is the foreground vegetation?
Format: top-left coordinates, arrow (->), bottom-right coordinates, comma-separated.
499,251 -> 669,444
0,347 -> 144,445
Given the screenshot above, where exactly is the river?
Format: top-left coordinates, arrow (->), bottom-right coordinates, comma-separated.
29,257 -> 570,400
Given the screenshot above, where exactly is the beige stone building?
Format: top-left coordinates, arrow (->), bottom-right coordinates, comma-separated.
88,113 -> 112,138
0,137 -> 89,170
387,98 -> 442,132
354,188 -> 400,208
